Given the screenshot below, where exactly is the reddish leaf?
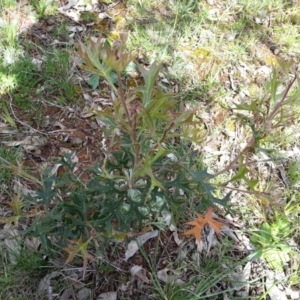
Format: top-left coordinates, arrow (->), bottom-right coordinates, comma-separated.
183,207 -> 226,242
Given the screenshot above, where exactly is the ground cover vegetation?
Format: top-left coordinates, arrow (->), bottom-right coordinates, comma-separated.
0,0 -> 300,299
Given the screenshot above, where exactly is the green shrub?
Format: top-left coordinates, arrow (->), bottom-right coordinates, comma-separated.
2,36 -> 299,260
19,36 -> 230,251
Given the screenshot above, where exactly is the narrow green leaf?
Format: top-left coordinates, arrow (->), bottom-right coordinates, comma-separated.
229,166 -> 249,182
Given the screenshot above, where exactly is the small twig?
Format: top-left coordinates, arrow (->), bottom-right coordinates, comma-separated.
156,232 -> 173,270
47,129 -> 77,134
42,99 -> 65,108
217,185 -> 271,196
100,257 -> 123,272
8,93 -> 49,136
213,137 -> 255,177
117,72 -> 131,126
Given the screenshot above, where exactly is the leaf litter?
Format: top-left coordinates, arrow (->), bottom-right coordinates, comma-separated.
125,230 -> 159,261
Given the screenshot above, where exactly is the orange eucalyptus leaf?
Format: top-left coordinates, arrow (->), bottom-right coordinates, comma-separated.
183,207 -> 226,242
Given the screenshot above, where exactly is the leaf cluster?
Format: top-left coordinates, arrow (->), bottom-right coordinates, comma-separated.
250,217 -> 293,271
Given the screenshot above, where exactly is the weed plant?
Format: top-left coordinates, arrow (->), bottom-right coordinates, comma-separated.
0,146 -> 21,187
42,49 -> 77,103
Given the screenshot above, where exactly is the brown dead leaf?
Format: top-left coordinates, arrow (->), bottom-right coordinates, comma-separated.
130,265 -> 150,284
183,207 -> 226,242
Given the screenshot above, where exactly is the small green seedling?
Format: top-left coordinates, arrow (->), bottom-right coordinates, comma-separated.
250,217 -> 292,271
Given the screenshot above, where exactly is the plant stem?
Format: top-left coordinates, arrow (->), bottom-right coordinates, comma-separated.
268,71 -> 297,120
213,137 -> 255,176
218,185 -> 271,196
117,72 -> 131,126
117,72 -> 141,186
159,122 -> 174,145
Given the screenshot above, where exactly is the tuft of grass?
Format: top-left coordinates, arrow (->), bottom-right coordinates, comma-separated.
1,47 -> 78,107
0,146 -> 21,187
42,49 -> 78,104
29,0 -> 58,19
288,160 -> 300,187
273,23 -> 300,55
5,55 -> 41,108
137,235 -> 256,300
0,242 -> 50,299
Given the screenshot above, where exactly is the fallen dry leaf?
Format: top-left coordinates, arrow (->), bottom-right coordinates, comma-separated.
97,291 -> 117,300
157,268 -> 185,285
2,227 -> 22,264
130,265 -> 150,284
38,271 -> 61,294
183,207 -> 226,242
125,230 -> 158,261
